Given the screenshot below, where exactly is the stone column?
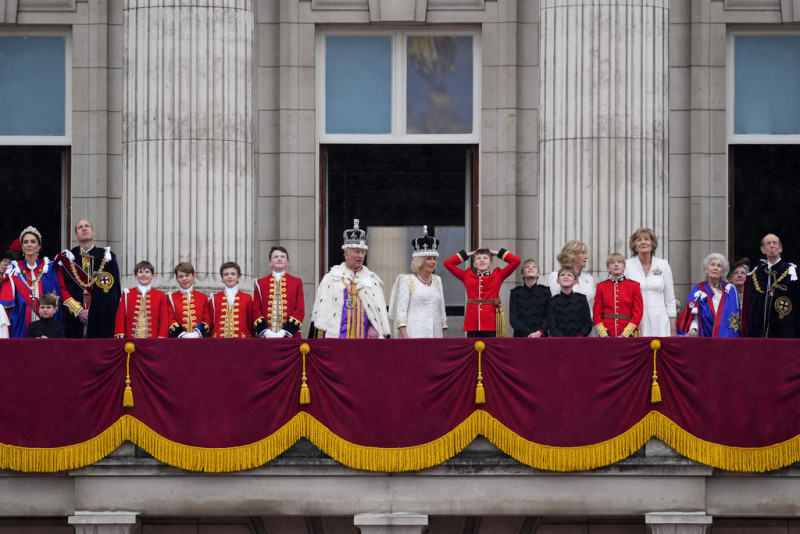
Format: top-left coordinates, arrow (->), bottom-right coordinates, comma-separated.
122,0 -> 254,286
645,512 -> 713,534
69,511 -> 140,534
538,0 -> 669,275
354,512 -> 428,534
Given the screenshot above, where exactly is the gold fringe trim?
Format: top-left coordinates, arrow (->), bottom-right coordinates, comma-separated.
3,411 -> 800,473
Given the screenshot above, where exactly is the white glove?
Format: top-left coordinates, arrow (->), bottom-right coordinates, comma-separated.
260,329 -> 278,338
180,331 -> 202,339
279,329 -> 291,338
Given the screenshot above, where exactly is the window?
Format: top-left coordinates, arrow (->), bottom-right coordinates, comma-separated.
319,30 -> 480,143
0,34 -> 70,144
729,33 -> 800,261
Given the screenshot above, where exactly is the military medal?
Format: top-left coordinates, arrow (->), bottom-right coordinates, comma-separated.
94,270 -> 115,293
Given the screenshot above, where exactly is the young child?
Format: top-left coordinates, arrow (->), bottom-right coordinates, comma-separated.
593,253 -> 644,338
444,247 -> 521,337
169,262 -> 212,338
25,293 -> 65,338
509,259 -> 550,337
114,261 -> 173,338
211,261 -> 254,338
547,267 -> 593,337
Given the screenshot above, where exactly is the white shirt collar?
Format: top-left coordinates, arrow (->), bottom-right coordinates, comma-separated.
137,284 -> 151,294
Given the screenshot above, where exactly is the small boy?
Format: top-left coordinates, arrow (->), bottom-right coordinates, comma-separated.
444,247 -> 521,337
509,259 -> 551,337
114,261 -> 172,338
547,267 -> 593,337
211,261 -> 254,338
26,293 -> 65,338
169,262 -> 212,338
593,253 -> 644,337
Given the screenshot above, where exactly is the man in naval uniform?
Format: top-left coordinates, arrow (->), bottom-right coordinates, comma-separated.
311,219 -> 390,339
743,233 -> 799,338
56,219 -> 121,338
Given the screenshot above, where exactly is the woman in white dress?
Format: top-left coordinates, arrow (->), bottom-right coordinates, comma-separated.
624,228 -> 677,337
388,227 -> 448,339
547,240 -> 596,312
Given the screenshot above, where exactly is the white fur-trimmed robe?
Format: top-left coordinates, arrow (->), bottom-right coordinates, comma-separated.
311,263 -> 390,338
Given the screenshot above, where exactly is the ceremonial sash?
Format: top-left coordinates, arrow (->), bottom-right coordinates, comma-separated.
56,252 -> 94,296
11,266 -> 43,316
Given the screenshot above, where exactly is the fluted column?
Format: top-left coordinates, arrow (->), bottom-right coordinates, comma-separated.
122,0 -> 254,286
539,0 -> 668,274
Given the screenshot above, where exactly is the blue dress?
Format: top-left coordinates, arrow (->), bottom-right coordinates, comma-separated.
678,281 -> 740,338
0,258 -> 62,338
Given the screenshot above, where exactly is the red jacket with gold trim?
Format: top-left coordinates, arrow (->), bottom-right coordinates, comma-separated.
444,249 -> 521,332
592,277 -> 643,337
253,273 -> 305,337
210,290 -> 254,338
168,290 -> 212,337
114,287 -> 172,339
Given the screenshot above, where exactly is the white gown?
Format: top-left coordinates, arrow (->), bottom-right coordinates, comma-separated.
625,256 -> 676,337
388,274 -> 448,338
0,304 -> 8,338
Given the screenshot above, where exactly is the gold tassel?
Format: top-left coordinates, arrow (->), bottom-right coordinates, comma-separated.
650,339 -> 662,404
299,343 -> 311,405
495,307 -> 506,337
123,342 -> 135,408
474,341 -> 486,404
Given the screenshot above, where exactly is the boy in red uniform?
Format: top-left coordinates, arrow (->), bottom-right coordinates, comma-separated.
114,261 -> 173,338
211,261 -> 254,338
253,246 -> 305,338
444,247 -> 521,337
593,253 -> 643,337
169,262 -> 212,338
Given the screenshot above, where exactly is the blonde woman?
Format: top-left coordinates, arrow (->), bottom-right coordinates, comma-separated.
547,240 -> 596,312
624,228 -> 677,337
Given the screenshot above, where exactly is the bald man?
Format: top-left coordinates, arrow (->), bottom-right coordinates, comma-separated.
743,233 -> 799,338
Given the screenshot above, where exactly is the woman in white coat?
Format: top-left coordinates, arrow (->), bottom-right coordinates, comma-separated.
625,228 -> 677,337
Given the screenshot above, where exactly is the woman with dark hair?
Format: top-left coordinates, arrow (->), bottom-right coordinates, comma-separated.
624,228 -> 676,337
0,226 -> 61,338
678,253 -> 740,338
728,257 -> 749,310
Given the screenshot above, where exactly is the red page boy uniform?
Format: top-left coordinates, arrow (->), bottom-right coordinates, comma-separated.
593,276 -> 644,337
211,288 -> 254,338
169,289 -> 212,338
444,248 -> 521,336
253,273 -> 304,337
114,287 -> 172,338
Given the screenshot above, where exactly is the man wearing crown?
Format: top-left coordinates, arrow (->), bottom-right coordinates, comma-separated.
253,246 -> 305,338
56,219 -> 121,338
311,219 -> 390,338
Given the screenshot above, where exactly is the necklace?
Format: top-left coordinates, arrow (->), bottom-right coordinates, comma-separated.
69,254 -> 108,290
415,273 -> 432,286
20,261 -> 44,291
752,268 -> 789,295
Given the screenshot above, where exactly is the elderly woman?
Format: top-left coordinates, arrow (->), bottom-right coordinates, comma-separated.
547,240 -> 595,312
388,227 -> 447,338
0,226 -> 61,338
624,228 -> 677,337
678,253 -> 740,338
727,257 -> 749,310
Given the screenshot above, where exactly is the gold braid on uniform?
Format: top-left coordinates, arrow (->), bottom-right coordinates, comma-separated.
751,269 -> 790,294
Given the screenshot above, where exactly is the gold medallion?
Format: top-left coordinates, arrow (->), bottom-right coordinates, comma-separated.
94,270 -> 115,293
775,296 -> 792,320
